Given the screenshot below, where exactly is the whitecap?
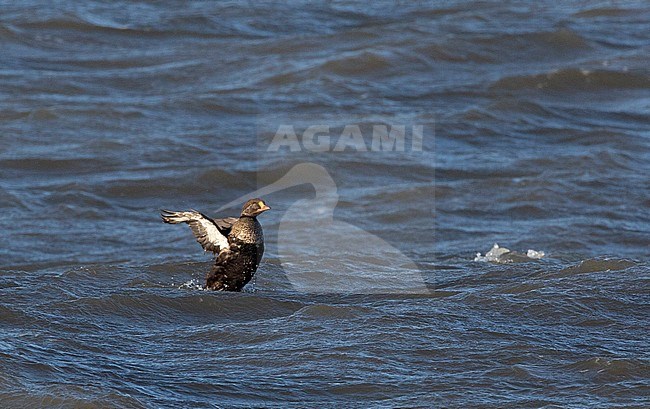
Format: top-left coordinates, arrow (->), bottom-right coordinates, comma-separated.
474,243 -> 545,263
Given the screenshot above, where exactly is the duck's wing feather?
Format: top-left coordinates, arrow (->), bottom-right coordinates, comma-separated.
161,209 -> 230,253
213,217 -> 239,236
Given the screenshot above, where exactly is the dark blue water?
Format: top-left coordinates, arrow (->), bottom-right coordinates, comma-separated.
1,1 -> 649,407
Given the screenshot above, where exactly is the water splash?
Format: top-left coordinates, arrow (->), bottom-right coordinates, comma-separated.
474,243 -> 545,263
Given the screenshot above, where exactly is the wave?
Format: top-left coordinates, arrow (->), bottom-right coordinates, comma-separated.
573,7 -> 641,18
565,357 -> 648,380
475,27 -> 590,55
0,157 -> 117,173
556,258 -> 636,276
321,50 -> 394,76
14,14 -> 238,40
0,393 -> 147,409
491,68 -> 650,91
52,291 -> 304,326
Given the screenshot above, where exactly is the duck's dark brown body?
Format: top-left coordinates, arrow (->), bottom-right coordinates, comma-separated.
161,199 -> 270,291
206,216 -> 264,291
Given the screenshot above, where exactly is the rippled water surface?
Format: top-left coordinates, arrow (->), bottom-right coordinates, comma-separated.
1,1 -> 649,407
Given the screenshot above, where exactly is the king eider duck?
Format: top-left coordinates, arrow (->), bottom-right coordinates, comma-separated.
160,198 -> 270,291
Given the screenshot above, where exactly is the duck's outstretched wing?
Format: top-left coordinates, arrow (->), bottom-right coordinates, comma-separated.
161,210 -> 230,253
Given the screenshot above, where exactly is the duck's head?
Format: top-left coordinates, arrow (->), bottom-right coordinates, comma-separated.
241,198 -> 271,217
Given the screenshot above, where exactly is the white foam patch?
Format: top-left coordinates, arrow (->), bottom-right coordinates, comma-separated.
474,243 -> 545,263
178,278 -> 203,290
526,249 -> 545,259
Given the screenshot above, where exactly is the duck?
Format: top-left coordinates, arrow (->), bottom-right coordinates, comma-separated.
161,198 -> 270,291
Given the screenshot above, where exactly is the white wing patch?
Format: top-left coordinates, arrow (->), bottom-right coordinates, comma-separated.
161,210 -> 230,253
